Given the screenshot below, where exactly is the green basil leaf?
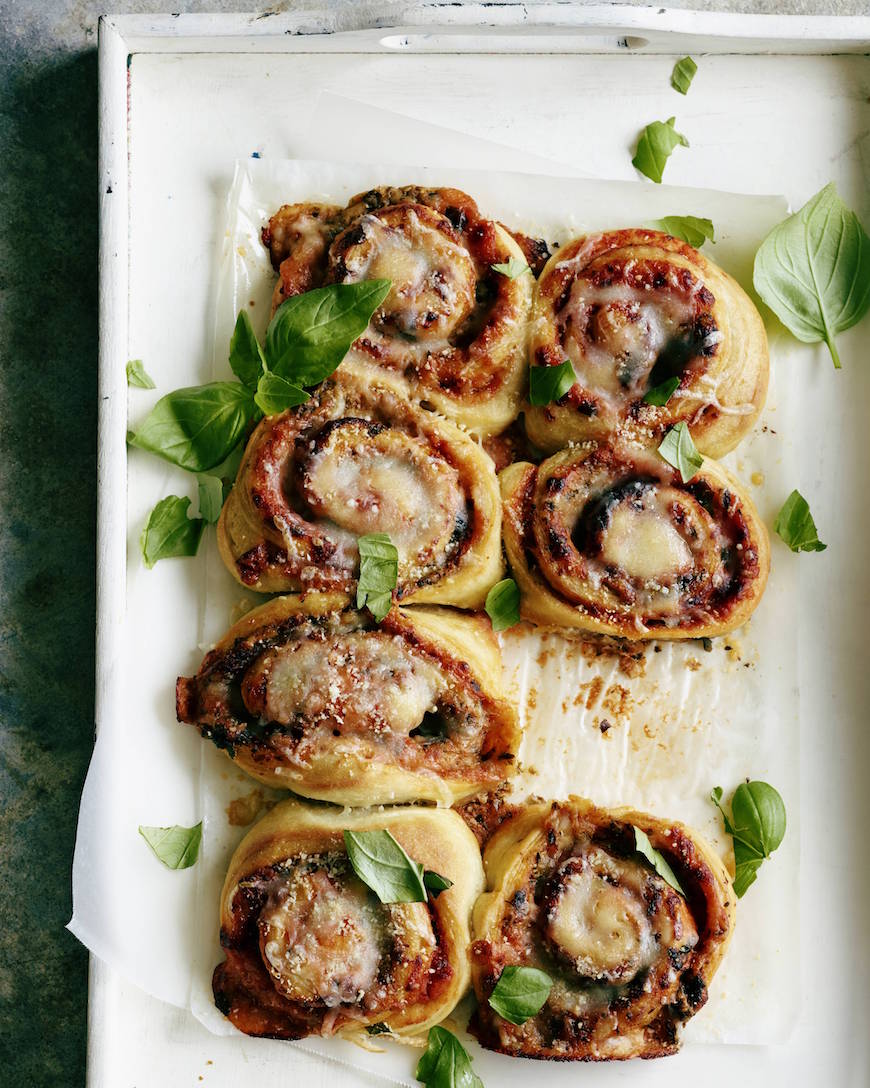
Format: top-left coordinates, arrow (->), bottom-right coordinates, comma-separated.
710,781 -> 786,898
773,489 -> 826,553
528,359 -> 577,406
492,258 -> 531,279
753,183 -> 870,369
128,382 -> 255,472
254,371 -> 309,417
657,422 -> 703,482
343,829 -> 426,904
138,822 -> 202,869
488,965 -> 553,1025
265,280 -> 392,387
416,1026 -> 483,1088
643,375 -> 681,406
633,826 -> 686,896
423,870 -> 453,898
356,532 -> 398,621
229,310 -> 267,389
126,359 -> 156,389
140,496 -> 204,569
632,117 -> 689,184
485,578 -> 521,632
648,215 -> 715,248
671,56 -> 698,95
196,474 -> 224,525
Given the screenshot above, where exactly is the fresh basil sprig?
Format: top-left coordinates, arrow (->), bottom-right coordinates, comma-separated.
127,359 -> 156,389
416,1026 -> 483,1088
657,422 -> 703,482
488,966 -> 553,1025
643,375 -> 680,406
229,310 -> 267,390
266,279 -> 391,387
196,475 -> 224,525
343,828 -> 450,905
485,578 -> 521,632
649,215 -> 715,248
671,56 -> 697,95
773,490 -> 826,553
492,258 -> 531,279
140,496 -> 205,568
356,532 -> 398,621
633,826 -> 686,896
753,183 -> 870,369
529,359 -> 577,406
254,371 -> 310,416
129,382 -> 255,473
710,782 -> 786,897
632,117 -> 688,184
139,822 -> 202,869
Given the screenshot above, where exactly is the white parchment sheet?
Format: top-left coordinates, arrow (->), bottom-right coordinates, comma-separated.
70,102 -> 800,1088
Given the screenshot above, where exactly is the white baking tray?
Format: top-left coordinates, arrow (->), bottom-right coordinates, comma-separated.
89,7 -> 870,1087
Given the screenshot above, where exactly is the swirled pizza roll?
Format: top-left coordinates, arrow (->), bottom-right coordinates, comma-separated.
213,800 -> 484,1040
524,230 -> 768,457
470,797 -> 734,1060
217,367 -> 502,606
176,592 -> 519,805
501,444 -> 769,640
263,185 -> 534,437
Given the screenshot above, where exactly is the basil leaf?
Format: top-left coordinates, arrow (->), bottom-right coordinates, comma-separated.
356,532 -> 398,621
632,117 -> 689,184
129,382 -> 255,472
196,474 -> 224,525
265,280 -> 392,387
126,359 -> 155,389
528,359 -> 577,406
229,310 -> 267,390
254,371 -> 309,417
488,966 -> 553,1025
657,422 -> 703,482
140,496 -> 204,569
773,489 -> 826,553
671,56 -> 698,95
633,826 -> 686,896
492,258 -> 531,279
648,215 -> 715,248
643,375 -> 680,406
366,1022 -> 392,1036
343,829 -> 426,904
138,822 -> 202,869
485,578 -> 521,632
711,781 -> 786,898
416,1026 -> 483,1088
753,183 -> 870,369
423,870 -> 453,898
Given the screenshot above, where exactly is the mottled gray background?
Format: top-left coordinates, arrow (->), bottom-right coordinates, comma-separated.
0,0 -> 863,1083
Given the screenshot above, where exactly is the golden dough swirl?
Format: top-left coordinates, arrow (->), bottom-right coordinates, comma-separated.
217,366 -> 503,606
500,444 -> 769,640
471,797 -> 734,1061
176,593 -> 519,806
524,230 -> 769,457
213,801 -> 483,1040
263,186 -> 535,437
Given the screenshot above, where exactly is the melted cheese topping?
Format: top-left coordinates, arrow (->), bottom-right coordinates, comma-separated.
241,631 -> 447,738
259,867 -> 382,1007
339,209 -> 476,342
599,498 -> 693,582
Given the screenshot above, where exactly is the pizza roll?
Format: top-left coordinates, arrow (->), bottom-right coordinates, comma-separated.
500,444 -> 769,640
176,593 -> 519,806
471,797 -> 734,1060
263,186 -> 534,437
217,366 -> 502,607
213,800 -> 483,1040
524,229 -> 768,457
